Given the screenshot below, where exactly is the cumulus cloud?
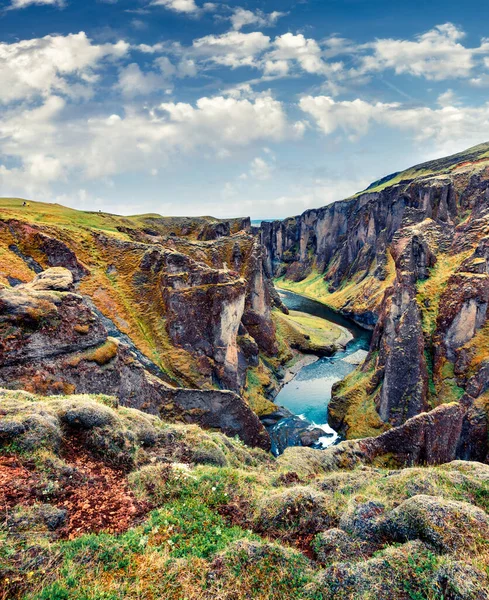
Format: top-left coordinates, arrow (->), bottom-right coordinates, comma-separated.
116,63 -> 170,97
0,32 -> 129,103
0,93 -> 299,195
230,8 -> 286,31
300,94 -> 489,154
8,0 -> 65,9
240,155 -> 275,181
360,23 -> 489,81
269,33 -> 343,76
192,31 -> 271,68
151,0 -> 199,13
299,96 -> 397,138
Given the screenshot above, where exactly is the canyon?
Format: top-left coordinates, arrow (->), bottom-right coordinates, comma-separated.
3,143 -> 489,599
261,141 -> 489,465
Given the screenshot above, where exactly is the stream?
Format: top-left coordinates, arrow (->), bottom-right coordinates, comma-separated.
266,290 -> 372,456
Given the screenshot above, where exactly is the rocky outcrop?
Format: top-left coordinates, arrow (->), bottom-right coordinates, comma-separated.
0,200 -> 286,433
0,268 -> 270,449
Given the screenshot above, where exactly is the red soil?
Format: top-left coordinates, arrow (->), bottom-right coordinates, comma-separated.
0,436 -> 152,540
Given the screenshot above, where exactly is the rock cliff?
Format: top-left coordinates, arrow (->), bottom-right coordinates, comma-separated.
0,203 -> 280,448
261,142 -> 489,456
0,267 -> 270,449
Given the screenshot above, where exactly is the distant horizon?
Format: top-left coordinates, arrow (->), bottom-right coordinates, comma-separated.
1,134 -> 486,221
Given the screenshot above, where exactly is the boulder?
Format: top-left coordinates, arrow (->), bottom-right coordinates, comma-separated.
381,494 -> 489,552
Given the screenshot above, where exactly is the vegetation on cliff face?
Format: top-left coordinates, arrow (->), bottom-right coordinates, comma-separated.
273,308 -> 351,355
264,143 -> 489,449
2,391 -> 489,600
0,199 -> 291,421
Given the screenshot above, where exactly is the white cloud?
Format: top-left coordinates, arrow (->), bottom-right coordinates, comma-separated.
248,156 -> 274,180
300,94 -> 489,155
0,94 -> 299,195
269,176 -> 371,215
299,95 -> 397,138
192,31 -> 270,68
8,0 -> 65,9
437,89 -> 459,107
361,23 -> 489,81
263,59 -> 289,77
0,32 -> 129,103
116,63 -> 170,97
270,33 -> 343,76
151,0 -> 199,13
230,8 -> 286,31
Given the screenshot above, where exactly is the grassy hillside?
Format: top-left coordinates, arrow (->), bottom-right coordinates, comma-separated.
359,141 -> 489,195
2,391 -> 489,599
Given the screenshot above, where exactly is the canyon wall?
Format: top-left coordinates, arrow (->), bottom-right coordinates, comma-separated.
0,208 -> 282,448
260,143 -> 489,462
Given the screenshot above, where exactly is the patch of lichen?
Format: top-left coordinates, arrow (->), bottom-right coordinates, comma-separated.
68,338 -> 119,367
329,355 -> 390,440
457,321 -> 489,381
0,245 -> 34,286
433,359 -> 465,406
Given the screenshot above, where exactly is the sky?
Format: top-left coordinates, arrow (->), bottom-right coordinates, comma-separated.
1,1 -> 489,219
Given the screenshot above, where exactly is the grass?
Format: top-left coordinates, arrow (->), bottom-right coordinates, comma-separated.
416,251 -> 472,336
353,141 -> 489,197
3,392 -> 489,599
244,363 -> 278,417
328,354 -> 389,440
273,308 -> 349,354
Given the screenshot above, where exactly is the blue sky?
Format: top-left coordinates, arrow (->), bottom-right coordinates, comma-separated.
1,0 -> 489,219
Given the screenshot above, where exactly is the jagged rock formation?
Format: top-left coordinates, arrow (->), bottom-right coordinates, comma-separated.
0,267 -> 270,449
261,142 -> 489,458
0,206 -> 278,393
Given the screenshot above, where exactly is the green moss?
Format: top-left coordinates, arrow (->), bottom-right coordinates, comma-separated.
243,362 -> 278,417
4,392 -> 489,600
329,353 -> 389,440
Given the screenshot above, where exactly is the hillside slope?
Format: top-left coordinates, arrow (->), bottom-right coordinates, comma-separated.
2,391 -> 489,600
0,200 -> 301,445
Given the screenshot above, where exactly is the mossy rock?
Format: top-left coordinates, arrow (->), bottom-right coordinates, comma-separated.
255,486 -> 334,535
381,494 -> 489,553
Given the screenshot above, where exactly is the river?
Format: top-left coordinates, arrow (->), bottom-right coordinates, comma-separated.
267,289 -> 372,455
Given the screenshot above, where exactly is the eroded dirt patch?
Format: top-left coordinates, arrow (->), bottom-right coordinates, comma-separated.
1,436 -> 152,539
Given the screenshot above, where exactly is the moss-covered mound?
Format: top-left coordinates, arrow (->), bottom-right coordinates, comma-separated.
2,391 -> 489,599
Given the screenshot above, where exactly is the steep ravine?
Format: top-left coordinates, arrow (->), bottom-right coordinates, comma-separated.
260,142 -> 489,464
263,289 -> 371,456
